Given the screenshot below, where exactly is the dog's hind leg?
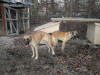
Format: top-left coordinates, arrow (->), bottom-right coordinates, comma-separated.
48,43 -> 55,55
47,37 -> 55,55
45,43 -> 51,53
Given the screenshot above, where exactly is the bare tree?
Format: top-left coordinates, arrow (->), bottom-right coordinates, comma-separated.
64,0 -> 68,17
50,0 -> 55,14
64,0 -> 73,17
88,0 -> 96,18
32,0 -> 38,16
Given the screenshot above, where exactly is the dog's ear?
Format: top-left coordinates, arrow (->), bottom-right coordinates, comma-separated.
29,36 -> 32,42
70,31 -> 74,36
72,31 -> 78,36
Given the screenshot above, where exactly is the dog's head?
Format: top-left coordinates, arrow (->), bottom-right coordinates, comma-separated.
23,35 -> 32,47
70,31 -> 79,40
71,31 -> 78,36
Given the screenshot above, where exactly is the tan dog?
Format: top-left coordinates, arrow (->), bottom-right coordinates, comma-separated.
24,31 -> 55,60
51,31 -> 78,52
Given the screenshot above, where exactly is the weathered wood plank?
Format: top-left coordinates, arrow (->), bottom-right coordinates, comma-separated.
51,17 -> 100,23
34,21 -> 61,33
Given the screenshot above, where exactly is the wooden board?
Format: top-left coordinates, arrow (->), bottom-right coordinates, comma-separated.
51,17 -> 100,23
34,21 -> 61,33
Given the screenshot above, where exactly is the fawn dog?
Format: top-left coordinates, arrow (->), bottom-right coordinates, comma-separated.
23,31 -> 55,60
51,31 -> 78,52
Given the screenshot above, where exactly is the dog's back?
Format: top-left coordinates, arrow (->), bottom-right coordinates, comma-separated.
52,31 -> 71,41
31,31 -> 46,43
31,31 -> 51,45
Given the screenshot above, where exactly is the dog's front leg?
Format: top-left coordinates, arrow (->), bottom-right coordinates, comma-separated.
31,46 -> 35,58
34,45 -> 38,60
61,40 -> 67,52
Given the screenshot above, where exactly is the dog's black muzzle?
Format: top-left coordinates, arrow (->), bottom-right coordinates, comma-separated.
24,38 -> 31,46
71,34 -> 80,40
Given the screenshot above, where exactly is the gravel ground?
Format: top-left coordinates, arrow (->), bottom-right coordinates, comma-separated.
0,36 -> 19,49
0,36 -> 100,75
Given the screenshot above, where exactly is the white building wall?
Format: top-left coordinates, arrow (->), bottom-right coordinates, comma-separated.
87,23 -> 100,45
94,23 -> 100,44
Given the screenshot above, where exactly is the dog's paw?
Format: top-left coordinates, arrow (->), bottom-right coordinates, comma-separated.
35,56 -> 38,60
32,55 -> 34,58
52,51 -> 55,55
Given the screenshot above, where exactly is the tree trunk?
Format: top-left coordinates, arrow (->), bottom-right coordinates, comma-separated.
32,0 -> 38,16
64,0 -> 68,17
51,0 -> 55,14
88,0 -> 96,18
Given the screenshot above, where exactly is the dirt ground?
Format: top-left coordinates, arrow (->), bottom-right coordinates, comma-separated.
0,36 -> 100,75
